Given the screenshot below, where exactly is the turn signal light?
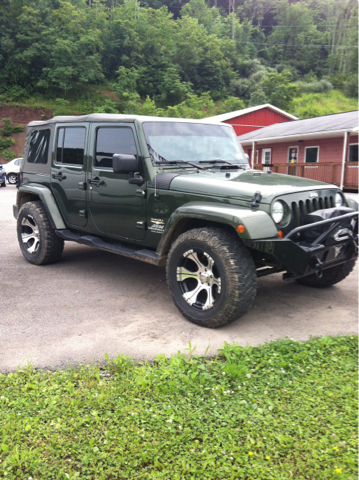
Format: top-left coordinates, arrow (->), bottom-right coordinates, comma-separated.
237,224 -> 245,233
278,230 -> 284,238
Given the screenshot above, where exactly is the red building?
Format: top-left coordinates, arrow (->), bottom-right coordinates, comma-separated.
238,111 -> 358,190
206,104 -> 297,136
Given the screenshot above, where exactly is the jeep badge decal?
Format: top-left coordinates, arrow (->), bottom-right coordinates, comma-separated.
149,218 -> 165,234
308,192 -> 319,198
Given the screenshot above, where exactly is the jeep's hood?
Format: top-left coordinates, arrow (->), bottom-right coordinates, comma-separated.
169,169 -> 335,202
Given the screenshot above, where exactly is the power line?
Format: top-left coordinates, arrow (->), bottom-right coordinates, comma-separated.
259,24 -> 352,28
236,40 -> 359,47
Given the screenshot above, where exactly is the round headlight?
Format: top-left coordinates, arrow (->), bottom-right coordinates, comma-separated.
335,192 -> 344,207
272,201 -> 284,224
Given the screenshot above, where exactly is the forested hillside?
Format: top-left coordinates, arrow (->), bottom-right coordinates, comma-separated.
0,0 -> 357,128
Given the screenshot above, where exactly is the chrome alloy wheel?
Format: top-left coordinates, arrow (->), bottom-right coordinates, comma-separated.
21,215 -> 40,254
176,249 -> 221,311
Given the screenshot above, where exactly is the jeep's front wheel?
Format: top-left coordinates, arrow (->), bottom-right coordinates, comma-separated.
17,201 -> 64,265
166,228 -> 257,328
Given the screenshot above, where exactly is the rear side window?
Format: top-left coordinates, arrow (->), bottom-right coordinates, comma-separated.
56,127 -> 86,165
28,129 -> 50,164
95,127 -> 137,169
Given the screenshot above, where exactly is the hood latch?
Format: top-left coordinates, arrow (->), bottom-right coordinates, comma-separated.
251,191 -> 262,208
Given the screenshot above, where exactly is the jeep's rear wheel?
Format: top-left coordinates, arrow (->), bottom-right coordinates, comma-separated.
17,201 -> 64,265
295,258 -> 356,288
167,228 -> 257,328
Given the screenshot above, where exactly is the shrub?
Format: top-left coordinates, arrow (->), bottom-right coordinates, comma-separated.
1,148 -> 17,161
290,90 -> 358,118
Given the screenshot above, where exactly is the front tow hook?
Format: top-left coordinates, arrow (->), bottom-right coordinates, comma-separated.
314,256 -> 323,278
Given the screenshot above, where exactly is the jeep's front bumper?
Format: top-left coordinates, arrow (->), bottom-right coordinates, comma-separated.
246,211 -> 358,279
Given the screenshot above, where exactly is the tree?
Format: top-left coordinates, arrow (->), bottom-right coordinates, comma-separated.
261,70 -> 298,110
268,1 -> 326,76
37,1 -> 105,93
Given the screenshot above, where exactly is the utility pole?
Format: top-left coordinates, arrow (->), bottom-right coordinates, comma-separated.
229,0 -> 235,40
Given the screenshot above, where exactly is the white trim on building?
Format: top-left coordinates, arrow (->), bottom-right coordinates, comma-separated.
205,104 -> 298,123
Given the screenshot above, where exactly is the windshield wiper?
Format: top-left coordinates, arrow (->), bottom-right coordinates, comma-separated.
156,160 -> 205,170
198,160 -> 232,165
199,160 -> 248,170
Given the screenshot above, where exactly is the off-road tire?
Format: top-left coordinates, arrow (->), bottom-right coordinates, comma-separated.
17,201 -> 64,265
7,173 -> 17,184
296,258 -> 356,288
166,227 -> 257,328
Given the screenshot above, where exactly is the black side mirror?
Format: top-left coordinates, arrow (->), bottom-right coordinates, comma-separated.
113,154 -> 139,174
113,154 -> 144,186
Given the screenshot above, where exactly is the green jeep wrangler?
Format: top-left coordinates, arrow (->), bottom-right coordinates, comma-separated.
14,114 -> 358,328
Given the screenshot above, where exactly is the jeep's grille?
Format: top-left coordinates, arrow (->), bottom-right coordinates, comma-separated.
291,195 -> 335,227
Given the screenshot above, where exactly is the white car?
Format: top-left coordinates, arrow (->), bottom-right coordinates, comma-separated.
4,158 -> 22,184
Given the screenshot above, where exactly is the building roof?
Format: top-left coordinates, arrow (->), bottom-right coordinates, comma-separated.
238,110 -> 359,145
206,104 -> 298,122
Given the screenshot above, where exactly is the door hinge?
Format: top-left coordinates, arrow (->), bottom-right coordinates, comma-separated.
136,221 -> 146,230
79,210 -> 87,218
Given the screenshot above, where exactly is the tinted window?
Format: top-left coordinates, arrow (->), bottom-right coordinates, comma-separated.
95,127 -> 137,169
28,129 -> 50,164
349,145 -> 358,162
305,147 -> 318,163
56,127 -> 86,165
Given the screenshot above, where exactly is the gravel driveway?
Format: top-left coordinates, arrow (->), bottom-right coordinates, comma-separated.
1,185 -> 357,372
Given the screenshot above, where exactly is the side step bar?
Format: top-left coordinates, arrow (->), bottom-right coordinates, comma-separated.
55,229 -> 166,266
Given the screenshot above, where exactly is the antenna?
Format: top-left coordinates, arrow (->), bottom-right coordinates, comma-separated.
153,97 -> 158,199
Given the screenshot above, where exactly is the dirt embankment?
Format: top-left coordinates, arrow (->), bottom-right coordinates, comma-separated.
0,105 -> 53,163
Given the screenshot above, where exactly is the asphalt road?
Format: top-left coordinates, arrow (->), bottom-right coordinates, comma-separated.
1,185 -> 358,372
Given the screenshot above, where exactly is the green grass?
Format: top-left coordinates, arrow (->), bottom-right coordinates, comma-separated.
0,336 -> 357,479
290,90 -> 358,119
0,89 -> 111,117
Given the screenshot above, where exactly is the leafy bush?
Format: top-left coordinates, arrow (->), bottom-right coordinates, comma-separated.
1,118 -> 24,136
55,98 -> 70,106
0,119 -> 24,160
261,70 -> 298,110
344,75 -> 359,99
5,86 -> 28,101
0,137 -> 14,149
96,99 -> 120,114
1,148 -> 17,161
296,79 -> 333,94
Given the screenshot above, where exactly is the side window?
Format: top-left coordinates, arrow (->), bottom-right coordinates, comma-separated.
95,127 -> 137,169
56,127 -> 86,165
305,147 -> 319,163
349,144 -> 358,162
28,129 -> 50,164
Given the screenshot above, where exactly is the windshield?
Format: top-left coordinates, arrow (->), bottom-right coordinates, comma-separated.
143,122 -> 248,166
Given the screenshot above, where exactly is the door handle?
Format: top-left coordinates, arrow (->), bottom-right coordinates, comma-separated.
87,177 -> 104,186
52,173 -> 67,181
